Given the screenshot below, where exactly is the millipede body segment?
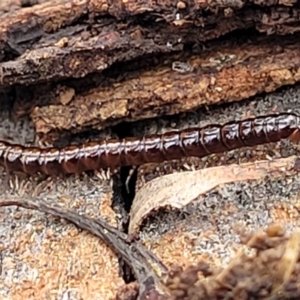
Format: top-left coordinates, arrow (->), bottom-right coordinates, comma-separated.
0,113 -> 300,176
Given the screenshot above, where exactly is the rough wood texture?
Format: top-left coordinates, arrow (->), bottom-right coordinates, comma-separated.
26,34 -> 300,140
0,171 -> 126,300
0,0 -> 300,141
165,226 -> 300,299
1,0 -> 299,87
2,0 -> 300,299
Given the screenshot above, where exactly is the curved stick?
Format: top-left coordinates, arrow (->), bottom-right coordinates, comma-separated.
0,196 -> 168,299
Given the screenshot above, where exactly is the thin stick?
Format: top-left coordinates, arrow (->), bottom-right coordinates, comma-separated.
0,196 -> 168,299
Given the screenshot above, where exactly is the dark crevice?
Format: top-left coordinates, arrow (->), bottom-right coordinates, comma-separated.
20,0 -> 39,8
111,123 -> 139,284
111,172 -> 136,284
120,166 -> 138,215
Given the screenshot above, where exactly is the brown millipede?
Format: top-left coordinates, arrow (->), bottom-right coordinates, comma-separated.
0,113 -> 300,176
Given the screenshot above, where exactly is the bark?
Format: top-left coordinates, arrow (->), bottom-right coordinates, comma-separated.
2,1 -> 300,299
0,0 -> 300,141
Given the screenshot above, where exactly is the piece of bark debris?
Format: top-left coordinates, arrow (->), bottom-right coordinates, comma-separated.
165,224 -> 300,300
24,34 -> 300,139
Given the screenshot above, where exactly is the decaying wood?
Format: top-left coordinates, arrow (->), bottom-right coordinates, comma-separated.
6,193 -> 300,300
2,0 -> 300,299
1,0 -> 300,86
0,0 -> 300,141
26,34 -> 300,139
165,225 -> 300,300
0,195 -> 169,300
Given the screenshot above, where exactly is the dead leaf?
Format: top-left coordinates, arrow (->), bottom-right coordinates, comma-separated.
129,156 -> 299,234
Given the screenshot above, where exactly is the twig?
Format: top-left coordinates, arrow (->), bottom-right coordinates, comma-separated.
0,196 -> 168,300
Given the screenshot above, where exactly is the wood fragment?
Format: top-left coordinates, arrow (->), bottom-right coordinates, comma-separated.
0,1 -> 299,139
166,225 -> 300,300
26,34 -> 300,139
0,196 -> 169,300
1,0 -> 300,86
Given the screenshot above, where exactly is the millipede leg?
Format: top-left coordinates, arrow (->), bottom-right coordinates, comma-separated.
32,175 -> 55,197
125,167 -> 137,194
0,113 -> 299,175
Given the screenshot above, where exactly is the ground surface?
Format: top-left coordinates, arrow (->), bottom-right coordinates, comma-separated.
1,84 -> 300,299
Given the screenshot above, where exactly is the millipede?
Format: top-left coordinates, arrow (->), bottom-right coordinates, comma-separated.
0,113 -> 300,176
